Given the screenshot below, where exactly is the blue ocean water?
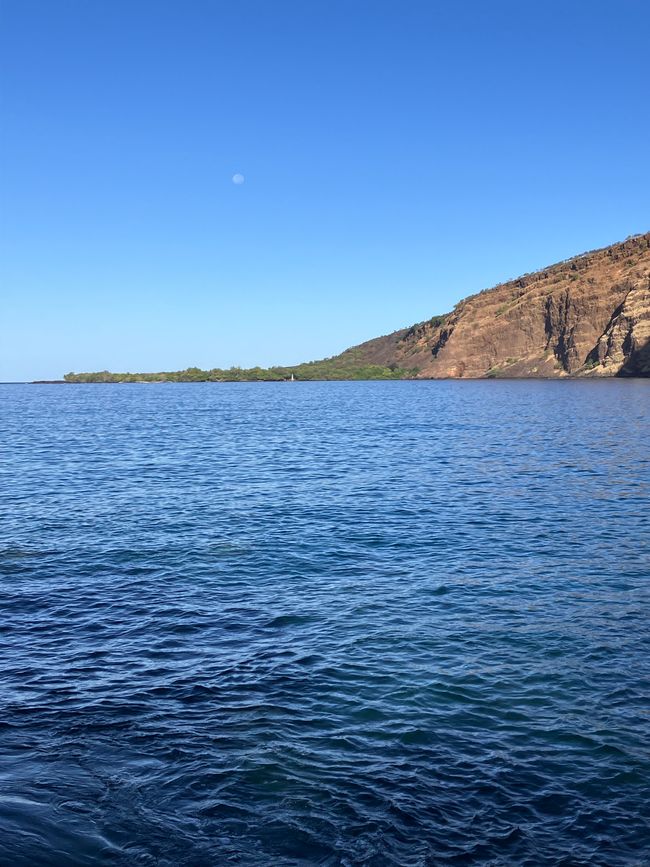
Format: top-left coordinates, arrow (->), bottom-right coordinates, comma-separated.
1,380 -> 649,866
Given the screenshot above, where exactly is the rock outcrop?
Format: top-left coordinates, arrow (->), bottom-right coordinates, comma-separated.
348,232 -> 650,378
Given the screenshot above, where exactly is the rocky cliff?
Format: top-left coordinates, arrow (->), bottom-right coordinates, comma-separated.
63,233 -> 650,382
348,232 -> 650,378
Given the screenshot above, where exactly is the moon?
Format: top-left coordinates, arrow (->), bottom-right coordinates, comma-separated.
232,173 -> 245,185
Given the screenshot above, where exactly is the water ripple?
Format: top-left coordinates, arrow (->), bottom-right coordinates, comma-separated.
0,380 -> 649,865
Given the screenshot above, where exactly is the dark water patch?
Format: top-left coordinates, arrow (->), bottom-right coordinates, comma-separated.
265,613 -> 321,629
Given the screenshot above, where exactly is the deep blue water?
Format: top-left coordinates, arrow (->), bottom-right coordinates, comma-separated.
1,380 -> 649,866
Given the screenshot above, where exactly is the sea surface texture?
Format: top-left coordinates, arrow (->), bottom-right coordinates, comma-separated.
1,380 -> 649,866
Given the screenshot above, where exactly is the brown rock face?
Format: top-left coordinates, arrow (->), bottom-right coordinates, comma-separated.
589,282 -> 650,376
348,232 -> 650,378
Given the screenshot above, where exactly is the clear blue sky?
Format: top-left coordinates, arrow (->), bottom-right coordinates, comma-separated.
1,0 -> 648,380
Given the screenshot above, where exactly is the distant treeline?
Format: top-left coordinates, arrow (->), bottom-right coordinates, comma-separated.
64,358 -> 418,383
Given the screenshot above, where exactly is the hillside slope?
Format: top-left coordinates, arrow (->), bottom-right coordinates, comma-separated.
63,233 -> 650,382
354,232 -> 649,378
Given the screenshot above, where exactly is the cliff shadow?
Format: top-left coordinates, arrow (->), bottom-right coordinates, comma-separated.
616,336 -> 650,377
